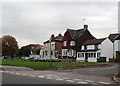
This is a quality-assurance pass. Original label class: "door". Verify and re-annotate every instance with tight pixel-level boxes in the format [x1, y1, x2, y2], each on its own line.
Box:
[85, 53, 88, 62]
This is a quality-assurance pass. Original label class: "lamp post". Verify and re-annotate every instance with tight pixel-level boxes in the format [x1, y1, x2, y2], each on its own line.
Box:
[49, 37, 52, 67]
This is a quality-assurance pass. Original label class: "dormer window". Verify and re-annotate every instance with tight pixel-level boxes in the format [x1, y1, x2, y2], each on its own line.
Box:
[63, 41, 67, 46]
[81, 46, 84, 50]
[70, 41, 75, 46]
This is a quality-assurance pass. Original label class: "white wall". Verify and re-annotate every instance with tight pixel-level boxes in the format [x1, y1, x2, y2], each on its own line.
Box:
[114, 40, 119, 58]
[88, 58, 97, 62]
[101, 38, 113, 62]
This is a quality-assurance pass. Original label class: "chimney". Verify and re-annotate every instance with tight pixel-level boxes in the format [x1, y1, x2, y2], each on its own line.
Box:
[84, 25, 88, 29]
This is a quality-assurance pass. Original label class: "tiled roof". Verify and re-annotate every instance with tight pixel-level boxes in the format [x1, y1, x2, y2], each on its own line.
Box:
[67, 29, 84, 39]
[115, 34, 120, 40]
[108, 33, 119, 42]
[43, 35, 63, 44]
[82, 38, 106, 45]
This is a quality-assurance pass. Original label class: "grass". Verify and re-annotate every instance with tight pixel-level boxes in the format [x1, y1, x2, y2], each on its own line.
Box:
[0, 59, 106, 70]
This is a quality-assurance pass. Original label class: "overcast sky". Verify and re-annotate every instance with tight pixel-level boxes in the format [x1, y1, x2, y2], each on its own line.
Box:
[1, 1, 118, 48]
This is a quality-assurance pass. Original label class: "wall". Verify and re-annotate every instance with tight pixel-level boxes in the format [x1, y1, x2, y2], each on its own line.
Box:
[101, 38, 113, 62]
[88, 58, 97, 62]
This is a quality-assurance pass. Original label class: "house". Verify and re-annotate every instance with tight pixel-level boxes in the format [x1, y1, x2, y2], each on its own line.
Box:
[108, 33, 119, 62]
[62, 25, 96, 61]
[114, 33, 120, 62]
[77, 38, 106, 62]
[76, 33, 119, 62]
[40, 34, 63, 60]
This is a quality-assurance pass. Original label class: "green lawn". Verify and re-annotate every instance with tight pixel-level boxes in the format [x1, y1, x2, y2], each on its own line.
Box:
[0, 59, 106, 70]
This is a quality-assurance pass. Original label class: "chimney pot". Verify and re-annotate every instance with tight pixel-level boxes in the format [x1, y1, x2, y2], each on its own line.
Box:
[84, 25, 88, 29]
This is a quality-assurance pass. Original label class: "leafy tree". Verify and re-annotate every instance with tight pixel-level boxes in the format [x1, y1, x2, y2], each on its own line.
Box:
[2, 35, 19, 59]
[19, 44, 42, 57]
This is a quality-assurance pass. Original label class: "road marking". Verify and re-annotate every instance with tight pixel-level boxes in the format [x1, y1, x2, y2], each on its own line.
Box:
[5, 71, 9, 73]
[85, 80, 95, 83]
[77, 81, 88, 84]
[73, 79, 82, 81]
[46, 75, 52, 77]
[65, 80, 75, 83]
[55, 78, 64, 81]
[63, 77, 70, 80]
[28, 75, 36, 77]
[46, 77, 54, 79]
[38, 76, 44, 78]
[98, 82, 111, 84]
[21, 73, 27, 76]
[90, 67, 115, 71]
[53, 76, 61, 78]
[9, 72, 14, 74]
[15, 73, 21, 75]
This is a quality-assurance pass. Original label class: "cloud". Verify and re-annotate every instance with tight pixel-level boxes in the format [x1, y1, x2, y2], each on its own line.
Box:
[2, 2, 118, 48]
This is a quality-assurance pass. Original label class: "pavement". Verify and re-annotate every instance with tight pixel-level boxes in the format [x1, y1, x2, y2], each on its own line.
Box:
[113, 73, 120, 84]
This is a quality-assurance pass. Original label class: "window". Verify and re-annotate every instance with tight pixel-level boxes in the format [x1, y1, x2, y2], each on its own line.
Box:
[77, 53, 84, 58]
[70, 41, 75, 46]
[97, 52, 101, 57]
[93, 53, 96, 58]
[63, 41, 67, 46]
[87, 45, 94, 50]
[87, 53, 96, 58]
[62, 49, 68, 56]
[81, 46, 84, 50]
[98, 44, 101, 49]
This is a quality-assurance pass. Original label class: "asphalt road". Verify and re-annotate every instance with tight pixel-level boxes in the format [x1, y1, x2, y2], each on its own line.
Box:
[2, 72, 71, 84]
[60, 63, 118, 77]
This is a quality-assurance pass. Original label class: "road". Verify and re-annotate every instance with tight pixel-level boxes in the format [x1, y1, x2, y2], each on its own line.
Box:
[59, 63, 118, 77]
[0, 63, 119, 86]
[2, 72, 70, 84]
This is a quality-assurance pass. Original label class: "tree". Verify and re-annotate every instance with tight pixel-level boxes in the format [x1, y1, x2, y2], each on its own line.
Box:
[19, 44, 42, 57]
[2, 35, 19, 59]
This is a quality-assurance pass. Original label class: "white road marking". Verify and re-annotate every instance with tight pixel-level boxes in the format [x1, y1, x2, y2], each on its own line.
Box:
[9, 72, 14, 74]
[73, 79, 82, 81]
[61, 73, 70, 74]
[55, 78, 64, 81]
[98, 82, 111, 84]
[0, 71, 3, 73]
[28, 75, 36, 77]
[38, 76, 44, 78]
[46, 77, 54, 79]
[65, 80, 75, 83]
[46, 75, 52, 76]
[21, 74, 27, 76]
[15, 73, 20, 75]
[5, 71, 9, 73]
[77, 81, 88, 84]
[90, 67, 115, 71]
[63, 77, 70, 80]
[85, 80, 95, 83]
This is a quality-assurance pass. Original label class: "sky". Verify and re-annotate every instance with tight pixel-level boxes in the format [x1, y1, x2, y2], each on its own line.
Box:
[1, 0, 119, 48]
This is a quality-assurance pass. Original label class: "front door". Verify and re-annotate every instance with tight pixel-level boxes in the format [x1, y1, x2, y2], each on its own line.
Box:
[85, 53, 88, 62]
